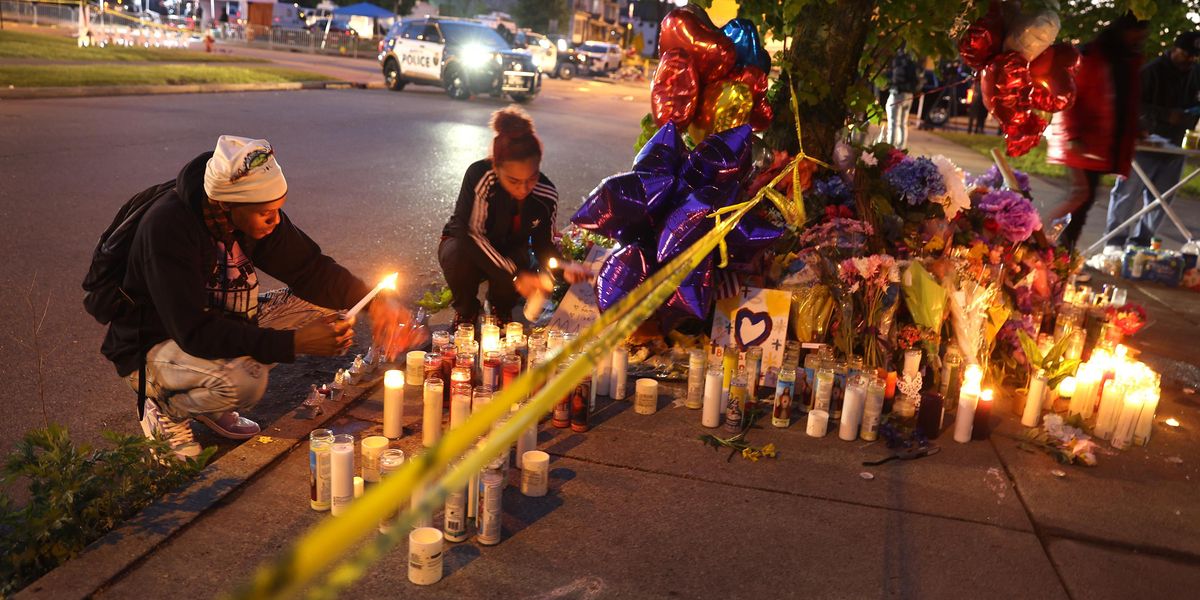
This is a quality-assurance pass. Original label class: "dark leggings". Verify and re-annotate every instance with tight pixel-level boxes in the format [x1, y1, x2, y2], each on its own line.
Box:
[438, 237, 520, 322]
[1061, 168, 1103, 252]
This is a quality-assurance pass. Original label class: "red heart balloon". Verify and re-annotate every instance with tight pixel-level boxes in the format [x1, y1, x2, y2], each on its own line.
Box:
[750, 98, 774, 131]
[728, 65, 768, 97]
[659, 7, 737, 83]
[651, 48, 700, 127]
[1004, 111, 1048, 157]
[958, 1, 1006, 70]
[1028, 42, 1080, 113]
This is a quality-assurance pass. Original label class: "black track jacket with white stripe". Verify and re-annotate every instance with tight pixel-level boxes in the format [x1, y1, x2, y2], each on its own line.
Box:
[442, 159, 564, 282]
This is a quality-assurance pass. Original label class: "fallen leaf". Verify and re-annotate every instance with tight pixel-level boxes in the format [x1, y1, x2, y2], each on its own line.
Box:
[256, 436, 275, 444]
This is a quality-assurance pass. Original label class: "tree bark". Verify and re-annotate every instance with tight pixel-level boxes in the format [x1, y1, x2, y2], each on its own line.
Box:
[770, 0, 877, 162]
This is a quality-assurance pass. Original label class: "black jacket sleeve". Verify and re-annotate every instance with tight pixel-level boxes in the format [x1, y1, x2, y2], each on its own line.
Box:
[452, 161, 519, 282]
[136, 209, 295, 364]
[526, 177, 564, 268]
[250, 211, 371, 311]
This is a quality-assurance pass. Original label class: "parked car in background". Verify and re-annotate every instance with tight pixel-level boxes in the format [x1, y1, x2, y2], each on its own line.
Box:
[309, 18, 357, 36]
[378, 17, 540, 102]
[512, 30, 556, 74]
[575, 40, 621, 74]
[548, 46, 586, 79]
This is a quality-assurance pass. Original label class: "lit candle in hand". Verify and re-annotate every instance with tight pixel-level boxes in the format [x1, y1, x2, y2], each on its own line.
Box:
[345, 272, 399, 320]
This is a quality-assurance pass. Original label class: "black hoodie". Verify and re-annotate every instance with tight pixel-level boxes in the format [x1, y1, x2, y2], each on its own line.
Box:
[101, 152, 371, 376]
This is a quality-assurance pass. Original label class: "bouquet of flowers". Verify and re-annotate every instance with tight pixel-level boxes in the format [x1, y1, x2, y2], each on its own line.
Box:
[1106, 302, 1148, 337]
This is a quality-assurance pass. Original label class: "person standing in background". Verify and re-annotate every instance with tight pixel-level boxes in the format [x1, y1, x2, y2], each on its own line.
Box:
[1104, 31, 1200, 248]
[1045, 14, 1148, 251]
[878, 47, 921, 148]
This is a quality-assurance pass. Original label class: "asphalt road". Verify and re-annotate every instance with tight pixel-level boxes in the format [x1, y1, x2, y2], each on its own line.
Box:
[0, 79, 649, 456]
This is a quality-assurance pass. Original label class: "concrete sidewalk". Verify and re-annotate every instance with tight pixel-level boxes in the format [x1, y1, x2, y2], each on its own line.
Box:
[15, 128, 1200, 600]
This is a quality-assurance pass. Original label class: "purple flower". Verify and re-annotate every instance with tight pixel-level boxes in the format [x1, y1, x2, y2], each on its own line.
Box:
[997, 316, 1037, 366]
[977, 190, 1042, 243]
[970, 166, 1031, 195]
[884, 157, 946, 206]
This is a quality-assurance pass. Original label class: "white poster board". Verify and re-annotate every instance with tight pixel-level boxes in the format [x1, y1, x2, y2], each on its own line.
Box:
[544, 245, 612, 334]
[709, 287, 792, 387]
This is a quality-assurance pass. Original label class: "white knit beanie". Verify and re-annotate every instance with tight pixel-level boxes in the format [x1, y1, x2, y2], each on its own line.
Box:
[203, 135, 288, 203]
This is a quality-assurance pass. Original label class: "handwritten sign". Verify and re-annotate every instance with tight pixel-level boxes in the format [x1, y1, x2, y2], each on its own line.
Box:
[544, 245, 612, 333]
[709, 287, 791, 387]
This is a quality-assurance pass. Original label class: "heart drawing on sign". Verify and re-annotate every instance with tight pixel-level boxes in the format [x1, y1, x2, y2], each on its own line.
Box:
[734, 307, 772, 349]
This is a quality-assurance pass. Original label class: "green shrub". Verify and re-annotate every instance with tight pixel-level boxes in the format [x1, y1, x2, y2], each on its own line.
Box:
[0, 425, 213, 595]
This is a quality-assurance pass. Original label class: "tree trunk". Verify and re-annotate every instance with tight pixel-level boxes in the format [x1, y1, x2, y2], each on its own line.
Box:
[770, 0, 876, 162]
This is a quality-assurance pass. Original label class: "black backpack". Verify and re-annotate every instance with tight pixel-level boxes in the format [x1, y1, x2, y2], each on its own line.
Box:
[82, 179, 177, 325]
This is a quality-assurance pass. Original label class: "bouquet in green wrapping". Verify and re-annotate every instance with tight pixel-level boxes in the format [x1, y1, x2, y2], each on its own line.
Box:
[901, 261, 946, 333]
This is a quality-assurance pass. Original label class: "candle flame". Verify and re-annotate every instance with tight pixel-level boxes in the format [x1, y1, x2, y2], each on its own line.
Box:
[981, 389, 994, 402]
[547, 257, 559, 269]
[381, 272, 399, 290]
[384, 369, 404, 388]
[1057, 376, 1077, 398]
[1115, 344, 1128, 359]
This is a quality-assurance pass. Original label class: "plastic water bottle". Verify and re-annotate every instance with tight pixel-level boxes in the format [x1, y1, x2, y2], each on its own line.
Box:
[1182, 240, 1199, 270]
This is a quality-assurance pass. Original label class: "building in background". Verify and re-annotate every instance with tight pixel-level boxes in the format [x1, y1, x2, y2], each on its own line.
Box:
[568, 0, 621, 45]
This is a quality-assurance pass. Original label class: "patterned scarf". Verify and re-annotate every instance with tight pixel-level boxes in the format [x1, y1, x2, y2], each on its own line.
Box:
[202, 200, 259, 323]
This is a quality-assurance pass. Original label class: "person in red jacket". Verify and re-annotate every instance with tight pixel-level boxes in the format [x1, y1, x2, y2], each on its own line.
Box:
[1046, 13, 1148, 251]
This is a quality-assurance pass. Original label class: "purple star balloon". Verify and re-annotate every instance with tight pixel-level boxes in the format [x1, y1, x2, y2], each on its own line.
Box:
[594, 244, 654, 312]
[674, 124, 753, 205]
[632, 121, 685, 177]
[572, 171, 675, 244]
[658, 254, 717, 329]
[656, 183, 738, 263]
[724, 210, 784, 270]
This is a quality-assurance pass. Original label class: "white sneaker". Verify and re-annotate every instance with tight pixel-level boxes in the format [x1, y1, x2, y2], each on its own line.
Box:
[140, 398, 202, 460]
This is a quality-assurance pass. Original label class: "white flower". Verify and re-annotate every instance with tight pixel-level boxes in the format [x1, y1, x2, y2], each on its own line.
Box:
[861, 152, 878, 167]
[932, 155, 970, 220]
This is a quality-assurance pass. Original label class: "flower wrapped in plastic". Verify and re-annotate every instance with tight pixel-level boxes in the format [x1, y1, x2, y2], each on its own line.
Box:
[789, 284, 835, 343]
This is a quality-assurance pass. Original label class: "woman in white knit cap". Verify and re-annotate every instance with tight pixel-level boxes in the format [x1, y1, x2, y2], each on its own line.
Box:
[97, 135, 419, 459]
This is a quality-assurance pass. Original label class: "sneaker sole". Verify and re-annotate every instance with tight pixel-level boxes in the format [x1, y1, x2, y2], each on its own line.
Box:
[194, 414, 259, 440]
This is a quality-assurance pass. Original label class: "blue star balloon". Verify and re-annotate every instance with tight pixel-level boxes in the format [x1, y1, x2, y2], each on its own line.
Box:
[572, 171, 675, 244]
[594, 244, 654, 312]
[723, 18, 771, 73]
[632, 121, 686, 177]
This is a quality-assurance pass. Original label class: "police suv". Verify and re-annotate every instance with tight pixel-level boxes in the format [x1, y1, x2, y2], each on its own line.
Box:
[379, 17, 541, 102]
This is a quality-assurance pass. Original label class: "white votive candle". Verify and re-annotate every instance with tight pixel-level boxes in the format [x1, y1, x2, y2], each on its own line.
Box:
[406, 350, 426, 386]
[1021, 371, 1047, 428]
[422, 378, 443, 447]
[521, 450, 549, 497]
[611, 347, 629, 400]
[702, 365, 723, 428]
[330, 434, 354, 516]
[360, 435, 390, 483]
[839, 381, 866, 441]
[383, 369, 404, 439]
[634, 378, 658, 415]
[407, 527, 444, 585]
[806, 410, 829, 438]
[903, 348, 922, 378]
[953, 386, 980, 444]
[353, 476, 364, 499]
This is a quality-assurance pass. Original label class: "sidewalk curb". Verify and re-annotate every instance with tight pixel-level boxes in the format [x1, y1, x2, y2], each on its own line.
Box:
[12, 373, 389, 600]
[0, 80, 381, 100]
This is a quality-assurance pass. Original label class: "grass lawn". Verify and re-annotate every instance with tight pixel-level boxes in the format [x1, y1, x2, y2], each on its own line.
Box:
[0, 29, 258, 62]
[936, 130, 1200, 198]
[0, 64, 335, 87]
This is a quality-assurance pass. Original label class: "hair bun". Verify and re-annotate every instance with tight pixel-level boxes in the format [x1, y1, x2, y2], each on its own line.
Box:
[490, 106, 535, 139]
